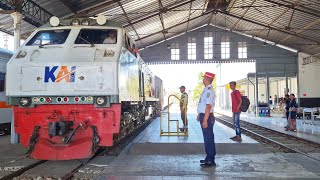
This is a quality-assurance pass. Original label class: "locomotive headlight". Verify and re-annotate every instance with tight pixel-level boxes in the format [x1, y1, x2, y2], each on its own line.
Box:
[81, 19, 90, 26]
[16, 50, 27, 59]
[71, 19, 80, 26]
[96, 97, 106, 106]
[19, 97, 31, 107]
[49, 16, 60, 27]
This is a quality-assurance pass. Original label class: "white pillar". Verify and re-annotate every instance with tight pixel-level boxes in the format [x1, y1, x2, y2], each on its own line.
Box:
[10, 12, 23, 51]
[10, 12, 22, 144]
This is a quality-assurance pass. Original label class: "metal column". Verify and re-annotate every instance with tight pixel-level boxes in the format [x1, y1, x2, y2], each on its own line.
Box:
[285, 73, 289, 95]
[10, 12, 22, 144]
[255, 63, 259, 116]
[10, 12, 23, 51]
[266, 73, 270, 104]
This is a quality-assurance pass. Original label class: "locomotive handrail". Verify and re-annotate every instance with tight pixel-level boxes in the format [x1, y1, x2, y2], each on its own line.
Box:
[160, 94, 188, 137]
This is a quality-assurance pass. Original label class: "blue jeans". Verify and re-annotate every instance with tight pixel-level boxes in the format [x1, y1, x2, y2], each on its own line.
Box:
[233, 112, 241, 137]
[199, 113, 216, 162]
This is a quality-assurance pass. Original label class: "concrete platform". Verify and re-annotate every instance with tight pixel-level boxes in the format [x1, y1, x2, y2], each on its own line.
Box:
[129, 107, 270, 155]
[216, 109, 320, 144]
[95, 153, 320, 179]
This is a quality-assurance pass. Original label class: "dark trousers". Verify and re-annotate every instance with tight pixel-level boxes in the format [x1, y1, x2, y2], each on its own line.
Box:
[199, 113, 216, 162]
[180, 110, 188, 126]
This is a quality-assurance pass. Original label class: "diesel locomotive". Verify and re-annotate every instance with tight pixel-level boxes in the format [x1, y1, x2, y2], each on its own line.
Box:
[6, 16, 163, 160]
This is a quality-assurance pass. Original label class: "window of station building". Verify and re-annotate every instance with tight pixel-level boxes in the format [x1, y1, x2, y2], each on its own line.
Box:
[188, 37, 196, 60]
[170, 43, 180, 60]
[75, 29, 117, 44]
[238, 42, 247, 59]
[221, 36, 230, 59]
[204, 32, 213, 59]
[26, 29, 71, 46]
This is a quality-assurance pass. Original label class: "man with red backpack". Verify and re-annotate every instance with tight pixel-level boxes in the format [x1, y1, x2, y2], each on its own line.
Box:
[229, 81, 242, 142]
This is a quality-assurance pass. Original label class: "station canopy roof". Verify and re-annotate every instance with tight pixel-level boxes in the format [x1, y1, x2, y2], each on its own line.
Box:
[0, 0, 319, 55]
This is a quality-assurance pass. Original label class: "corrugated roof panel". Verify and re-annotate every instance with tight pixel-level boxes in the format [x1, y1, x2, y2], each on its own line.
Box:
[134, 15, 163, 38]
[32, 0, 72, 17]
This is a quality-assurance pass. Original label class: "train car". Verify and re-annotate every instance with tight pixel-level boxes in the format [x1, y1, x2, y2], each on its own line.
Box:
[0, 48, 13, 135]
[298, 52, 320, 107]
[6, 16, 163, 160]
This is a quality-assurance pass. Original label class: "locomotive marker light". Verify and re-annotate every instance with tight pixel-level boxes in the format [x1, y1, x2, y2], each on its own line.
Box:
[49, 16, 60, 27]
[96, 15, 107, 25]
[19, 98, 31, 107]
[32, 97, 39, 103]
[96, 96, 107, 106]
[56, 97, 62, 102]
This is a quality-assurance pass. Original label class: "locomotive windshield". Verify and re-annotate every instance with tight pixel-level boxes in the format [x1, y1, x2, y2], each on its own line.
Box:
[75, 29, 117, 44]
[26, 29, 71, 46]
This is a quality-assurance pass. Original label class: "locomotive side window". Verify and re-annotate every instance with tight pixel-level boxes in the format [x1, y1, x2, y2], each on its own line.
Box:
[75, 29, 117, 44]
[26, 29, 71, 46]
[0, 73, 5, 92]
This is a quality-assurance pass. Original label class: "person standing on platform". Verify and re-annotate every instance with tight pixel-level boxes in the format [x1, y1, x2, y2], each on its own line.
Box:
[197, 72, 216, 167]
[284, 94, 290, 129]
[286, 94, 298, 131]
[229, 81, 242, 142]
[179, 86, 188, 132]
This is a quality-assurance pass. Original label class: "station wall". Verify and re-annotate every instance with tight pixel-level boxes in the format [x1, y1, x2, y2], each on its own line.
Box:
[140, 25, 297, 76]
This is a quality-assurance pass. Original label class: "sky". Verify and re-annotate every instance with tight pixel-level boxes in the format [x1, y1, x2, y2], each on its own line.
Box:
[149, 62, 256, 92]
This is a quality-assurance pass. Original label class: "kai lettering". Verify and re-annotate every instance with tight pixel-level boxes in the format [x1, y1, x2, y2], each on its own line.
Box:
[44, 66, 76, 83]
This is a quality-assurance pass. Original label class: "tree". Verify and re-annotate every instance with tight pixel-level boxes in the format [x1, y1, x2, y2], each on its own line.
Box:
[192, 72, 217, 103]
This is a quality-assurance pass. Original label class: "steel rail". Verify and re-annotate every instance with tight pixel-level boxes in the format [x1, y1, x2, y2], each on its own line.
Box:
[215, 113, 320, 163]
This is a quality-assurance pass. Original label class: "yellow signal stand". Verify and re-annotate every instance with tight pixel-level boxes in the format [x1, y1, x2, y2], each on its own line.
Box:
[160, 94, 188, 137]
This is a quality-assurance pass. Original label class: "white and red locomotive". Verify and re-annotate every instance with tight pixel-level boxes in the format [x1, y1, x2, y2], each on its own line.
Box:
[6, 16, 163, 160]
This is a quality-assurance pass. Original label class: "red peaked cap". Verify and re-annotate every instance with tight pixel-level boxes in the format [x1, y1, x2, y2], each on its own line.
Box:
[203, 72, 215, 79]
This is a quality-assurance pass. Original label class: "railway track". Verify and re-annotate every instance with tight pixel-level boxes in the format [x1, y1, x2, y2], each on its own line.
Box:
[215, 113, 320, 162]
[0, 115, 156, 180]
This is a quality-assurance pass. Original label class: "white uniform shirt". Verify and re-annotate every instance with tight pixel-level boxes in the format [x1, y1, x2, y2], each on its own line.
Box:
[103, 37, 116, 44]
[197, 84, 215, 114]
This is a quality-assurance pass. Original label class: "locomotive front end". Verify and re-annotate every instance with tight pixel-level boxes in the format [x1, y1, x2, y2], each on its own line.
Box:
[6, 17, 123, 160]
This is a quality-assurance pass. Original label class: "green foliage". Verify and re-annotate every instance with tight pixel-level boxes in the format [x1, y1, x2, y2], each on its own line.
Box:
[192, 72, 217, 103]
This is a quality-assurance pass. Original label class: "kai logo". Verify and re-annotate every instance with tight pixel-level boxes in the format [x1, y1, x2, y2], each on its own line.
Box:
[44, 66, 76, 83]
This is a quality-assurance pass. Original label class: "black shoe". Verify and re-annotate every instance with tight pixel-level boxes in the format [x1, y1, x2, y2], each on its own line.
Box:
[200, 159, 205, 163]
[200, 161, 216, 167]
[179, 128, 184, 132]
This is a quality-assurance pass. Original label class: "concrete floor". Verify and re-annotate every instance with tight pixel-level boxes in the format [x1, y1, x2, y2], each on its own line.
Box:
[76, 110, 320, 179]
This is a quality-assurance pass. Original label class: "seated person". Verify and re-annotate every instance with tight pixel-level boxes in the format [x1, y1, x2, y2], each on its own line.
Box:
[103, 30, 117, 44]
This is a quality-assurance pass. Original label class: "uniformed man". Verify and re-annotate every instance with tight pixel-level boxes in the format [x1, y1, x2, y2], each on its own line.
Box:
[197, 72, 216, 167]
[179, 86, 188, 132]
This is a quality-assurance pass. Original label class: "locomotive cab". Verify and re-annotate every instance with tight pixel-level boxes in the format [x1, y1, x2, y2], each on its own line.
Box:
[6, 16, 162, 160]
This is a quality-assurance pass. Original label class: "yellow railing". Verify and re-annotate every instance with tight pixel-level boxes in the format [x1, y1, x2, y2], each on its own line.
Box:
[160, 94, 188, 136]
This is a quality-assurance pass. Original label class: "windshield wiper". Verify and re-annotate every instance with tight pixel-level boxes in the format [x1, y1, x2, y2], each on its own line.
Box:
[77, 36, 95, 47]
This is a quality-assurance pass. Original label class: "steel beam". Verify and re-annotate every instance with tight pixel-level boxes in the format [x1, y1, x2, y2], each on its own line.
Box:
[117, 1, 141, 42]
[123, 0, 196, 28]
[217, 10, 320, 46]
[262, 0, 320, 18]
[254, 0, 301, 37]
[136, 8, 213, 41]
[0, 0, 53, 27]
[185, 1, 193, 32]
[230, 0, 257, 31]
[279, 19, 320, 43]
